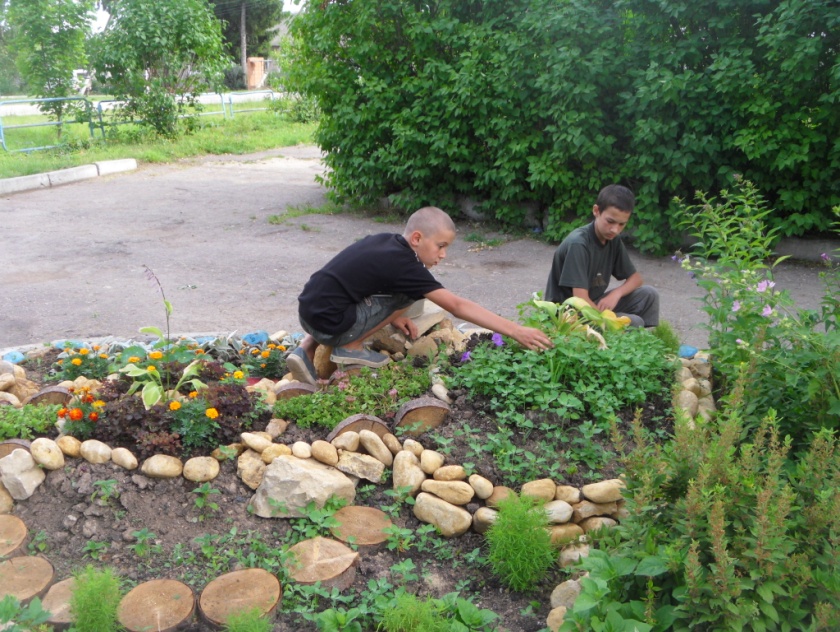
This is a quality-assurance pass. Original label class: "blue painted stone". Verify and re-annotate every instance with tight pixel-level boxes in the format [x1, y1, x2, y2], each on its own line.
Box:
[678, 344, 699, 359]
[193, 336, 216, 345]
[53, 340, 84, 350]
[2, 350, 24, 364]
[242, 330, 269, 345]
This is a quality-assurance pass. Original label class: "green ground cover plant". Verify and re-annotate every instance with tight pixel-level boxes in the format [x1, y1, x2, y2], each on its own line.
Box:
[0, 111, 315, 177]
[0, 403, 59, 440]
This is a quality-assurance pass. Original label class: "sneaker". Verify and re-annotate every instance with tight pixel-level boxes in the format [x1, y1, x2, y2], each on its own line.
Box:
[329, 346, 391, 368]
[286, 347, 318, 385]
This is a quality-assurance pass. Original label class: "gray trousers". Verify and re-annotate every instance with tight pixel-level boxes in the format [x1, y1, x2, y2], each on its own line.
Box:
[604, 286, 660, 328]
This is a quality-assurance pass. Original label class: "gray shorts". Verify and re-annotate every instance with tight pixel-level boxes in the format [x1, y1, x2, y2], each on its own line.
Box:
[300, 293, 415, 347]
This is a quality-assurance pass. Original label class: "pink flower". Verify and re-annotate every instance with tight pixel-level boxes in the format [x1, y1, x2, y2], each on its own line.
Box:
[762, 305, 773, 317]
[756, 280, 775, 293]
[732, 301, 741, 312]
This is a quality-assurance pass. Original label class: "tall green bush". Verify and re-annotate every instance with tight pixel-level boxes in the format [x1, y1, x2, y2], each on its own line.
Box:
[288, 0, 840, 253]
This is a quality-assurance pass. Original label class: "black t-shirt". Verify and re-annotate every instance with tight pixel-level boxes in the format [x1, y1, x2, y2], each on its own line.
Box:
[298, 233, 444, 335]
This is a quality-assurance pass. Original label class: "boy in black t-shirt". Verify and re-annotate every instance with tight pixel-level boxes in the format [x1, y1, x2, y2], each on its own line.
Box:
[288, 206, 552, 385]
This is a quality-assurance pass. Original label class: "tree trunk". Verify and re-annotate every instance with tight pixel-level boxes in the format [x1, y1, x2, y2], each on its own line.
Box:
[240, 1, 247, 76]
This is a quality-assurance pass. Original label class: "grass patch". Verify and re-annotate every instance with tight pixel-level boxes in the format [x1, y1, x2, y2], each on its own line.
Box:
[0, 110, 315, 178]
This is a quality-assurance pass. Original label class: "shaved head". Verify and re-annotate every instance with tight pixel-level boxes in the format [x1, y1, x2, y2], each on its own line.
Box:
[403, 206, 456, 238]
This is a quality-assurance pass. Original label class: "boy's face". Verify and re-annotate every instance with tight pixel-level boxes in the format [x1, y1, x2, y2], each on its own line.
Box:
[409, 228, 456, 268]
[592, 205, 631, 245]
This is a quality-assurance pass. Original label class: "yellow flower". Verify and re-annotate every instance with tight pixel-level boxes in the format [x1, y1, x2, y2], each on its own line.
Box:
[239, 349, 246, 355]
[277, 345, 286, 352]
[169, 401, 182, 411]
[147, 365, 157, 372]
[93, 345, 100, 351]
[250, 348, 260, 355]
[71, 358, 82, 366]
[195, 349, 205, 355]
[149, 351, 163, 360]
[93, 400, 106, 408]
[99, 353, 108, 359]
[189, 391, 199, 398]
[268, 343, 276, 349]
[233, 371, 244, 379]
[260, 363, 266, 368]
[205, 408, 219, 420]
[128, 356, 141, 363]
[261, 350, 271, 358]
[78, 348, 90, 355]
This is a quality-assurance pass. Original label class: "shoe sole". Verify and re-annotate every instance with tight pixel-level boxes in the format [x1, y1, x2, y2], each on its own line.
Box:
[286, 350, 318, 385]
[329, 353, 390, 368]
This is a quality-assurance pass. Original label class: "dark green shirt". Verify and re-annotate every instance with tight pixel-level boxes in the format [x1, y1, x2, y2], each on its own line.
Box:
[544, 222, 636, 303]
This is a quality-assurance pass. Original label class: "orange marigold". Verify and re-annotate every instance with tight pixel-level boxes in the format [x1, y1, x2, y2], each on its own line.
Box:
[93, 345, 100, 351]
[57, 408, 68, 418]
[205, 408, 219, 420]
[89, 412, 99, 422]
[169, 401, 182, 411]
[233, 371, 244, 380]
[189, 391, 199, 398]
[277, 345, 286, 352]
[99, 353, 108, 359]
[194, 349, 205, 355]
[71, 358, 83, 366]
[93, 400, 105, 408]
[149, 351, 163, 360]
[78, 348, 90, 355]
[128, 356, 141, 363]
[261, 350, 271, 358]
[69, 408, 84, 421]
[147, 365, 157, 372]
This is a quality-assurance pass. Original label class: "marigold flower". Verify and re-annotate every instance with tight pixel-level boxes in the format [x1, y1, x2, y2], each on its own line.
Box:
[149, 351, 163, 360]
[239, 349, 246, 355]
[89, 412, 99, 422]
[268, 343, 276, 349]
[99, 353, 108, 359]
[205, 407, 219, 419]
[260, 363, 266, 368]
[58, 408, 68, 418]
[189, 391, 199, 398]
[169, 401, 182, 411]
[57, 359, 63, 364]
[79, 348, 90, 355]
[128, 356, 141, 364]
[93, 400, 105, 408]
[147, 365, 157, 372]
[195, 349, 205, 355]
[261, 350, 271, 358]
[83, 394, 94, 403]
[71, 358, 83, 366]
[251, 348, 260, 355]
[69, 408, 84, 421]
[93, 345, 100, 351]
[233, 371, 244, 379]
[277, 345, 286, 352]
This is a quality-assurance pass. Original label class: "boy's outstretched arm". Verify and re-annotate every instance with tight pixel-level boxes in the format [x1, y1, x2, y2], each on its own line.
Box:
[425, 288, 553, 350]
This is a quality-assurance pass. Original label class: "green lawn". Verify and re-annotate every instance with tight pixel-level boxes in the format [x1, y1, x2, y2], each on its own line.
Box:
[0, 109, 316, 178]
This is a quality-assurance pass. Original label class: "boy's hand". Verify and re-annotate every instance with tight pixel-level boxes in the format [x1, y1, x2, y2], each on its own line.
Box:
[512, 326, 553, 351]
[393, 316, 418, 340]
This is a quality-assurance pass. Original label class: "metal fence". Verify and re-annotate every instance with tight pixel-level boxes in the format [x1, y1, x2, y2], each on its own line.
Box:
[0, 91, 279, 153]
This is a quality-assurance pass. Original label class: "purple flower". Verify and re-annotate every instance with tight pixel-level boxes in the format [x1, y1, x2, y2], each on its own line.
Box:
[821, 252, 831, 262]
[688, 271, 696, 280]
[736, 338, 745, 345]
[491, 333, 505, 347]
[762, 305, 773, 317]
[460, 351, 471, 363]
[756, 280, 776, 293]
[732, 301, 741, 312]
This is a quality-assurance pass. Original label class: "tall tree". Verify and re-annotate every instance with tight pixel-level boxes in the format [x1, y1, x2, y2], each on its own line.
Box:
[8, 0, 94, 126]
[94, 0, 226, 137]
[211, 0, 283, 72]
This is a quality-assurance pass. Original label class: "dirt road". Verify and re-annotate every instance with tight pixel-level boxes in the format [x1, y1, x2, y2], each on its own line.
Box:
[0, 146, 829, 354]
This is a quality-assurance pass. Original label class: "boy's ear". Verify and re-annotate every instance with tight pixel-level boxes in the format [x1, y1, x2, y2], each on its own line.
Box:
[592, 204, 601, 217]
[406, 230, 423, 246]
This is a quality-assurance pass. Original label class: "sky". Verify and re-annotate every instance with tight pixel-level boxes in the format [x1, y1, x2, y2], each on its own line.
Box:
[92, 0, 301, 33]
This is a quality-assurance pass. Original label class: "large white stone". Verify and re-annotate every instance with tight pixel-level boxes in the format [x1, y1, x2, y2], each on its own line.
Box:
[336, 451, 385, 483]
[392, 450, 425, 496]
[581, 479, 625, 504]
[413, 492, 472, 537]
[80, 439, 111, 464]
[0, 449, 46, 500]
[359, 429, 393, 467]
[111, 447, 138, 470]
[141, 455, 183, 479]
[183, 456, 220, 482]
[30, 438, 64, 470]
[250, 455, 356, 518]
[544, 500, 574, 524]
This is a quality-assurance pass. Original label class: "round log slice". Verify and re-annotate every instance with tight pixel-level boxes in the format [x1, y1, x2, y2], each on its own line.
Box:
[0, 555, 54, 603]
[0, 438, 31, 459]
[325, 414, 390, 443]
[199, 568, 280, 629]
[394, 397, 451, 437]
[24, 386, 73, 407]
[285, 536, 359, 591]
[41, 577, 76, 631]
[329, 506, 392, 548]
[0, 514, 28, 557]
[118, 579, 195, 632]
[275, 382, 318, 400]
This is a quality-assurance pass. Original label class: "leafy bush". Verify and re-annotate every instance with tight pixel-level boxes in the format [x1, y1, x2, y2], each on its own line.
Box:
[287, 0, 840, 252]
[676, 179, 839, 446]
[0, 596, 51, 632]
[223, 607, 272, 632]
[70, 565, 123, 632]
[0, 404, 60, 441]
[561, 389, 840, 631]
[486, 494, 556, 592]
[377, 590, 498, 632]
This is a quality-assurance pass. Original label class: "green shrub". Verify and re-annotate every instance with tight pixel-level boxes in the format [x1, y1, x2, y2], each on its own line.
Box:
[223, 607, 272, 632]
[70, 565, 123, 632]
[0, 596, 51, 632]
[376, 591, 498, 632]
[486, 494, 556, 592]
[650, 321, 681, 356]
[0, 404, 59, 441]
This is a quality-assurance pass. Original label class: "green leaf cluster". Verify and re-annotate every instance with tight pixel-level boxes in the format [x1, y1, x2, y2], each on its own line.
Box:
[70, 565, 123, 632]
[0, 404, 60, 441]
[377, 590, 499, 632]
[287, 0, 840, 253]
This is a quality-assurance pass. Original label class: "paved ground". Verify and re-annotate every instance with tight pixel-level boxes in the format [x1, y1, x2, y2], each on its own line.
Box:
[0, 146, 831, 355]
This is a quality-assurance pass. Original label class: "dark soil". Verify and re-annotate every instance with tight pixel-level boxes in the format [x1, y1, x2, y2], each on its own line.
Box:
[9, 346, 670, 631]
